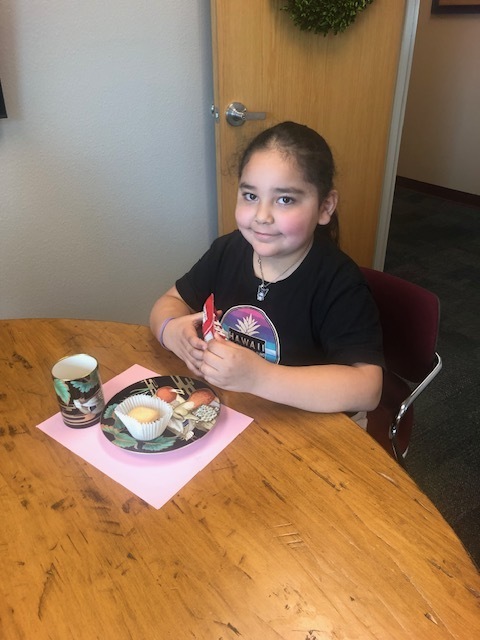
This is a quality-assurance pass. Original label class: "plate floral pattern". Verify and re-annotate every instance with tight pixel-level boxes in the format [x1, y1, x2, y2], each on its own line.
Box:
[100, 375, 220, 454]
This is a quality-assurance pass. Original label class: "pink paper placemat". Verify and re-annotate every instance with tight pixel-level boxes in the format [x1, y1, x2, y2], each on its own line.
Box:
[37, 364, 253, 509]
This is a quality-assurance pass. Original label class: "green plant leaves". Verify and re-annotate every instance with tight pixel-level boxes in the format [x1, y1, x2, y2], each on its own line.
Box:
[282, 0, 374, 36]
[54, 378, 70, 404]
[101, 423, 178, 452]
[141, 436, 178, 452]
[103, 403, 118, 420]
[71, 378, 96, 393]
[102, 425, 138, 449]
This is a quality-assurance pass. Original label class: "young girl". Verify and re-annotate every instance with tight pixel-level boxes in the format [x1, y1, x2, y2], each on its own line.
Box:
[150, 122, 383, 413]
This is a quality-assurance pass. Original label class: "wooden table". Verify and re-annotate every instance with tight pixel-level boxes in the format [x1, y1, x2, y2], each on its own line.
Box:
[1, 318, 479, 639]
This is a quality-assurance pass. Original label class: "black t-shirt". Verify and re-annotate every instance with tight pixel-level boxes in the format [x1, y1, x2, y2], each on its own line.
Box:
[176, 227, 384, 367]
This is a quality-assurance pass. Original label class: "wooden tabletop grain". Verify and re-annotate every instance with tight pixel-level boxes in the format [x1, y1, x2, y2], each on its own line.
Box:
[1, 318, 479, 639]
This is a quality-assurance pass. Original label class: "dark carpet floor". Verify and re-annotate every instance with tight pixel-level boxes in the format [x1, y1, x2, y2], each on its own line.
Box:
[384, 185, 480, 569]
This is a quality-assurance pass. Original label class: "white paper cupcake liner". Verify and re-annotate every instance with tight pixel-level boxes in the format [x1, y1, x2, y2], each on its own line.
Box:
[114, 394, 173, 441]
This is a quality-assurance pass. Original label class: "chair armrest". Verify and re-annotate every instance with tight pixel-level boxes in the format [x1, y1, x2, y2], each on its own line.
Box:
[390, 352, 442, 460]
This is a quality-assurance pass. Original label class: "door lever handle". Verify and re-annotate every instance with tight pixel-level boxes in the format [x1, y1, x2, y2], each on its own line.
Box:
[226, 102, 266, 127]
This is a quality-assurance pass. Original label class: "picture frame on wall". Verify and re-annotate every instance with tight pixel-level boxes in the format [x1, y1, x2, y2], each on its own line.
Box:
[432, 0, 480, 13]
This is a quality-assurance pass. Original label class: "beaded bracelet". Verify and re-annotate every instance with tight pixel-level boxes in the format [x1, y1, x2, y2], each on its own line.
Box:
[158, 317, 174, 350]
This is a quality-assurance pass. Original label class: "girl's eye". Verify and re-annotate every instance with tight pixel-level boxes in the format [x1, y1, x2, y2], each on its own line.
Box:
[278, 196, 294, 205]
[243, 192, 257, 202]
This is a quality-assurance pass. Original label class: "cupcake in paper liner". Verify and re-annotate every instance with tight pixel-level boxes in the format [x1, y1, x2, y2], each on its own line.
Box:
[114, 394, 173, 441]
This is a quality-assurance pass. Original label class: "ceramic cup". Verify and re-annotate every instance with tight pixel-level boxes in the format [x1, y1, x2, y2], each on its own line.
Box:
[52, 354, 105, 428]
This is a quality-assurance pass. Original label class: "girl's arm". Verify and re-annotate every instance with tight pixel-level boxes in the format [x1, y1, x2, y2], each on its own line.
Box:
[150, 286, 206, 376]
[255, 360, 382, 413]
[201, 338, 382, 413]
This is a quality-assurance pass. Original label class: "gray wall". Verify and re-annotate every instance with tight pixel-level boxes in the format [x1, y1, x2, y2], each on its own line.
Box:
[0, 1, 217, 324]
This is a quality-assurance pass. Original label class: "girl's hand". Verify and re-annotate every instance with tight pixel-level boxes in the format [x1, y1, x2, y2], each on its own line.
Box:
[200, 337, 266, 392]
[162, 312, 206, 377]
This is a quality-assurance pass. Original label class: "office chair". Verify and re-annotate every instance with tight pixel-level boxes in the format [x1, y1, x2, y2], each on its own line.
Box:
[360, 267, 442, 465]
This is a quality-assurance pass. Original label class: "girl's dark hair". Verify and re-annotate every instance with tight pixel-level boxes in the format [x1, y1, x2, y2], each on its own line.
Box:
[238, 121, 339, 244]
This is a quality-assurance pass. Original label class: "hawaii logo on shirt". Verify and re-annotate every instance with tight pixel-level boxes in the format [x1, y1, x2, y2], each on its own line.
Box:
[220, 306, 280, 364]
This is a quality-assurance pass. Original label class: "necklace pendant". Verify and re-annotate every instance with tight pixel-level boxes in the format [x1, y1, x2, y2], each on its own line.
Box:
[257, 283, 269, 301]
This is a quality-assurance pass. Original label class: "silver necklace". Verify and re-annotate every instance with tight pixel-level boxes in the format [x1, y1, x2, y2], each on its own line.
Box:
[256, 244, 311, 301]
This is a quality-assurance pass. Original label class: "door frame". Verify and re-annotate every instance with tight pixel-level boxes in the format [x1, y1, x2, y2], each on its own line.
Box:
[374, 0, 420, 269]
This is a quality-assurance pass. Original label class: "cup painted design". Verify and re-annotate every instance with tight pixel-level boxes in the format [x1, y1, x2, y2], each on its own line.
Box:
[52, 354, 105, 428]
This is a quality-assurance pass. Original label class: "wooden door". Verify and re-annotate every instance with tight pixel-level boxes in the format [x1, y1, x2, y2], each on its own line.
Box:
[211, 0, 407, 266]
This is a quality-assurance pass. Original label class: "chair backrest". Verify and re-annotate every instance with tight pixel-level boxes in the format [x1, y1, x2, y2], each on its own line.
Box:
[360, 267, 440, 382]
